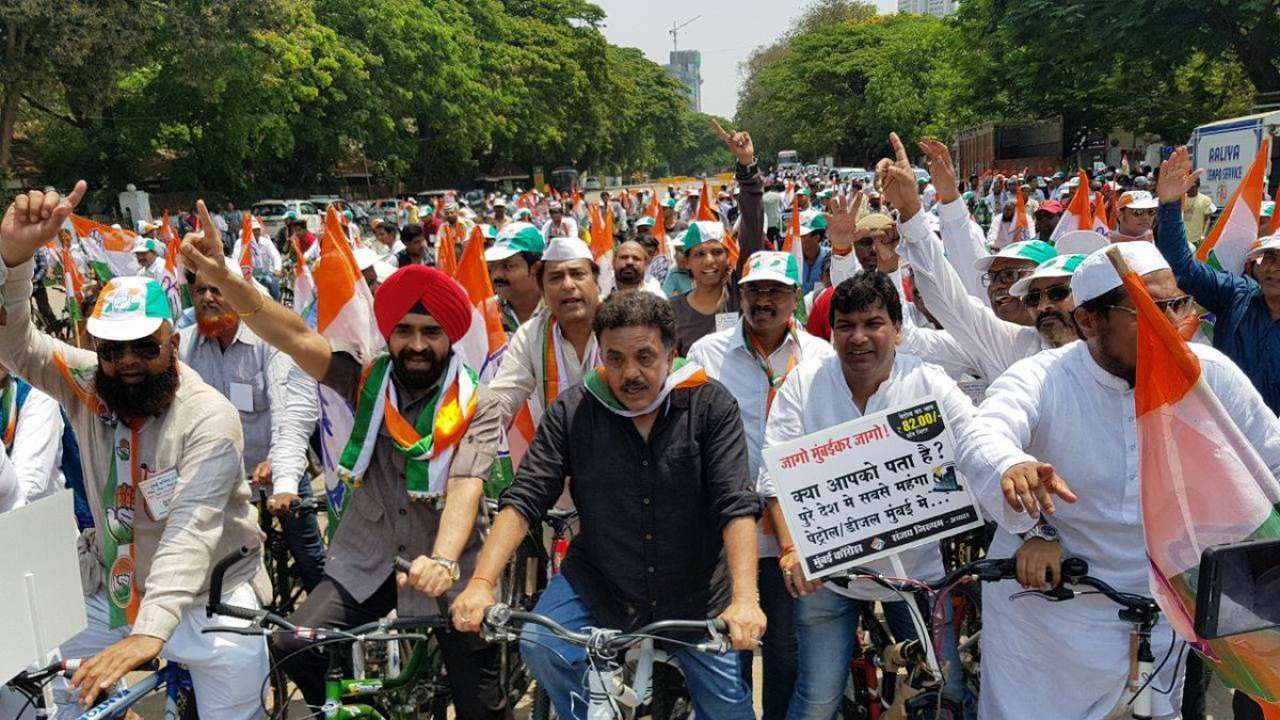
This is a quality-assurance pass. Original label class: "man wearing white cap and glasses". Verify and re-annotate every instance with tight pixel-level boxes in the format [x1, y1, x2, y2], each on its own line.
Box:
[687, 250, 834, 720]
[1112, 189, 1159, 242]
[881, 134, 1086, 386]
[484, 221, 546, 333]
[0, 184, 268, 719]
[955, 241, 1280, 720]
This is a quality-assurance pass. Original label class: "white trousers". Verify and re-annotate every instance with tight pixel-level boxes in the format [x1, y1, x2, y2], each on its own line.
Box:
[54, 583, 269, 719]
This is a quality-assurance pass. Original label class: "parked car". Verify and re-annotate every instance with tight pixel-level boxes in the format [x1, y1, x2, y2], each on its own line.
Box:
[367, 198, 401, 225]
[252, 199, 322, 239]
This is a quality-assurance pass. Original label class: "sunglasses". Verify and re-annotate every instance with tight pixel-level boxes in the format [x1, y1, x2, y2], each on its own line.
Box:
[97, 338, 163, 363]
[1106, 295, 1194, 318]
[1123, 208, 1155, 217]
[981, 268, 1035, 287]
[1022, 284, 1071, 308]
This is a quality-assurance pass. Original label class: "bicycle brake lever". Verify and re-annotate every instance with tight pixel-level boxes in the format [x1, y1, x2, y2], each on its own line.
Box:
[1010, 585, 1075, 602]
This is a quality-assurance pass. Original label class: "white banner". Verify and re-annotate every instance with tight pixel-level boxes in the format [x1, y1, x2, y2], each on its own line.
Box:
[763, 397, 983, 580]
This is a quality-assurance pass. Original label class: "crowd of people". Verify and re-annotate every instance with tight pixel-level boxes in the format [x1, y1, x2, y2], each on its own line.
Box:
[0, 117, 1277, 720]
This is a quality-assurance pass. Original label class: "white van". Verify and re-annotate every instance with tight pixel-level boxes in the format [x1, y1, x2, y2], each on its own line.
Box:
[1188, 111, 1280, 206]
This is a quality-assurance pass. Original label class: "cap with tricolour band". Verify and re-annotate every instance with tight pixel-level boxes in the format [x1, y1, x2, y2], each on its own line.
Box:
[681, 221, 727, 252]
[87, 276, 173, 341]
[973, 240, 1057, 272]
[484, 222, 545, 262]
[635, 216, 655, 228]
[739, 251, 800, 287]
[1010, 254, 1087, 297]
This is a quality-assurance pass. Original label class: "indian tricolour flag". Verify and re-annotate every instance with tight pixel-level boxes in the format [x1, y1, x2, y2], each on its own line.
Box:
[68, 215, 140, 281]
[158, 211, 190, 317]
[1051, 170, 1108, 242]
[290, 235, 317, 328]
[1118, 250, 1280, 708]
[312, 206, 381, 531]
[1198, 137, 1270, 274]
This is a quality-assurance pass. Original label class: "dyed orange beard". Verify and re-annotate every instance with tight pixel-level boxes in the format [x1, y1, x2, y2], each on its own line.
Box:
[196, 311, 240, 339]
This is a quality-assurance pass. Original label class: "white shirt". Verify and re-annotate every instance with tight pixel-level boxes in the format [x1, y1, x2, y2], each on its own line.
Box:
[485, 306, 598, 427]
[179, 323, 319, 495]
[899, 209, 1049, 383]
[540, 218, 579, 241]
[232, 235, 283, 275]
[955, 341, 1280, 719]
[138, 257, 167, 284]
[0, 442, 19, 513]
[688, 321, 835, 557]
[5, 379, 64, 508]
[761, 352, 976, 600]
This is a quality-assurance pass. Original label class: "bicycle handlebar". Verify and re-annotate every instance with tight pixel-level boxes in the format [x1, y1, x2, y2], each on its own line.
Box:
[830, 556, 1091, 596]
[482, 603, 730, 654]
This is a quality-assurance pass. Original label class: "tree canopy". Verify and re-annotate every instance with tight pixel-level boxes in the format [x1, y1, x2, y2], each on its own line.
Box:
[1, 0, 729, 199]
[736, 0, 1269, 167]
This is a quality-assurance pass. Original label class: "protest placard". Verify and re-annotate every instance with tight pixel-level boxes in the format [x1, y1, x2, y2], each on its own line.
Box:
[763, 397, 983, 581]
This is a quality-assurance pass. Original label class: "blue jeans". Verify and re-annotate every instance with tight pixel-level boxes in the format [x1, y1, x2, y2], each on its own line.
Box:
[785, 586, 966, 720]
[520, 574, 755, 720]
[281, 477, 326, 591]
[743, 559, 797, 720]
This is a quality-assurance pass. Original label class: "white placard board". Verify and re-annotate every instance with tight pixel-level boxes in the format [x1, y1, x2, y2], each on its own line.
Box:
[763, 397, 983, 581]
[0, 491, 86, 680]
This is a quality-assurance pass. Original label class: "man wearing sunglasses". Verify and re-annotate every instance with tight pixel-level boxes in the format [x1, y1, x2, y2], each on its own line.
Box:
[880, 136, 1072, 387]
[956, 240, 1277, 720]
[1113, 189, 1158, 242]
[1007, 253, 1089, 349]
[0, 183, 269, 719]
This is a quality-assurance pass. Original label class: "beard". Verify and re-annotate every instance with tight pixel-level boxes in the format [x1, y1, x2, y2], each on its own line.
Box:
[196, 311, 239, 339]
[94, 357, 180, 420]
[1035, 309, 1077, 347]
[392, 346, 446, 390]
[616, 266, 642, 286]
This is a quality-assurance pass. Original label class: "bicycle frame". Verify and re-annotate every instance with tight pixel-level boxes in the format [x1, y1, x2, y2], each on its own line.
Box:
[77, 663, 193, 720]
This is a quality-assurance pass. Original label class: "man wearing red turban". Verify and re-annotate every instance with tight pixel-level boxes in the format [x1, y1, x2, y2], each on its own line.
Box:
[179, 220, 507, 719]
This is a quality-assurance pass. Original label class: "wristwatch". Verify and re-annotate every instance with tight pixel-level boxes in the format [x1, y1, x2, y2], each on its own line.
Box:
[432, 556, 461, 582]
[1019, 520, 1059, 543]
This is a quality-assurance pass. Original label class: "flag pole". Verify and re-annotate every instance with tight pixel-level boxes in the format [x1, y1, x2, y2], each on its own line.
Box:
[1104, 245, 1131, 276]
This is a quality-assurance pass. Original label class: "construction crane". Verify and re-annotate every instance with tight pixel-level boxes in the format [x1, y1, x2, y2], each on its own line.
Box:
[669, 15, 700, 54]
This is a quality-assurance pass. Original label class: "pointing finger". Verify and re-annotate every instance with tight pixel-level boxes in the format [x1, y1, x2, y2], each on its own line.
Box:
[710, 118, 731, 142]
[196, 199, 219, 247]
[890, 132, 910, 167]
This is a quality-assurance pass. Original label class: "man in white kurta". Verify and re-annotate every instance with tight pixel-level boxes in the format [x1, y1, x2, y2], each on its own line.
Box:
[760, 271, 977, 719]
[955, 242, 1280, 719]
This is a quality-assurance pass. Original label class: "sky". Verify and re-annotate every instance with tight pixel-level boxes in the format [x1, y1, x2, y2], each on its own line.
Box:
[592, 0, 899, 119]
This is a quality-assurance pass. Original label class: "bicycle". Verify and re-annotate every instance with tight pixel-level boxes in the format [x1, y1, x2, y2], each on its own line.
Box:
[1011, 566, 1169, 720]
[253, 488, 327, 618]
[483, 499, 578, 717]
[6, 657, 197, 720]
[481, 603, 732, 720]
[831, 556, 1093, 720]
[205, 547, 455, 720]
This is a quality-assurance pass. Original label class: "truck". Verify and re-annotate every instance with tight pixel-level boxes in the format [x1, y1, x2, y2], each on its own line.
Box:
[953, 117, 1064, 181]
[777, 150, 801, 173]
[1188, 111, 1280, 206]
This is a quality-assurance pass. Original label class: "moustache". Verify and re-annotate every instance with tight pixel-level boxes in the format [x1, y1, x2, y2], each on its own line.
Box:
[1035, 309, 1069, 328]
[621, 380, 649, 394]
